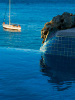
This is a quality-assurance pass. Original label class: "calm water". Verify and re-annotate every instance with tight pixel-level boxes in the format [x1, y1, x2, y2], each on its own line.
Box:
[0, 1, 75, 100]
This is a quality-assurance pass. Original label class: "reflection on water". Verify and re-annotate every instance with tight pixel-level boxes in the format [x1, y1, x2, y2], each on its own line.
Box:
[3, 28, 21, 32]
[40, 54, 75, 91]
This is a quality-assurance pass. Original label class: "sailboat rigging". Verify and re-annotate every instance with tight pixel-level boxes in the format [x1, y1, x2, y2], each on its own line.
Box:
[3, 0, 21, 30]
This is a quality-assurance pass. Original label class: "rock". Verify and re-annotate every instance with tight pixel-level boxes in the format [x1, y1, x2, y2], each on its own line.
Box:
[62, 12, 70, 18]
[41, 12, 75, 44]
[70, 13, 73, 16]
[52, 15, 61, 23]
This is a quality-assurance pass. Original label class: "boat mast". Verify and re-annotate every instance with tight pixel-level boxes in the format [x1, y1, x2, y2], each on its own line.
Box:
[9, 0, 10, 25]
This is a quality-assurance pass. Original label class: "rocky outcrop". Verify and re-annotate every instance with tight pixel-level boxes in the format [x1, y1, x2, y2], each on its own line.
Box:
[41, 12, 75, 43]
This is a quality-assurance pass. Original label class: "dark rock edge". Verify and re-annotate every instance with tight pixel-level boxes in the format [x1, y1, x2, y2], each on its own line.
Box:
[41, 12, 75, 43]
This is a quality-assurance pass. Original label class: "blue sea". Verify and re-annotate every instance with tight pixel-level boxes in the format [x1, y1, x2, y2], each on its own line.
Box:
[0, 1, 75, 100]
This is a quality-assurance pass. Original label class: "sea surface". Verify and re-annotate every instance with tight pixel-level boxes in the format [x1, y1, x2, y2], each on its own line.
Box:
[0, 1, 75, 100]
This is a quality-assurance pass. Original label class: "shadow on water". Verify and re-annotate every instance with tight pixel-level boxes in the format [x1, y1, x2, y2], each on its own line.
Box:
[40, 54, 75, 91]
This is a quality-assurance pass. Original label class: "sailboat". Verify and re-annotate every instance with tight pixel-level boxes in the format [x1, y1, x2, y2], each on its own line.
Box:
[3, 0, 21, 30]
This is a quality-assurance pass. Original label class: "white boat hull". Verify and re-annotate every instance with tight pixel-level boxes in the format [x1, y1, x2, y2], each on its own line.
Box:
[3, 24, 21, 30]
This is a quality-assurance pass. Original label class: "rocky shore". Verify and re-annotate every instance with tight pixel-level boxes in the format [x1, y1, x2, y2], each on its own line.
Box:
[41, 12, 75, 43]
